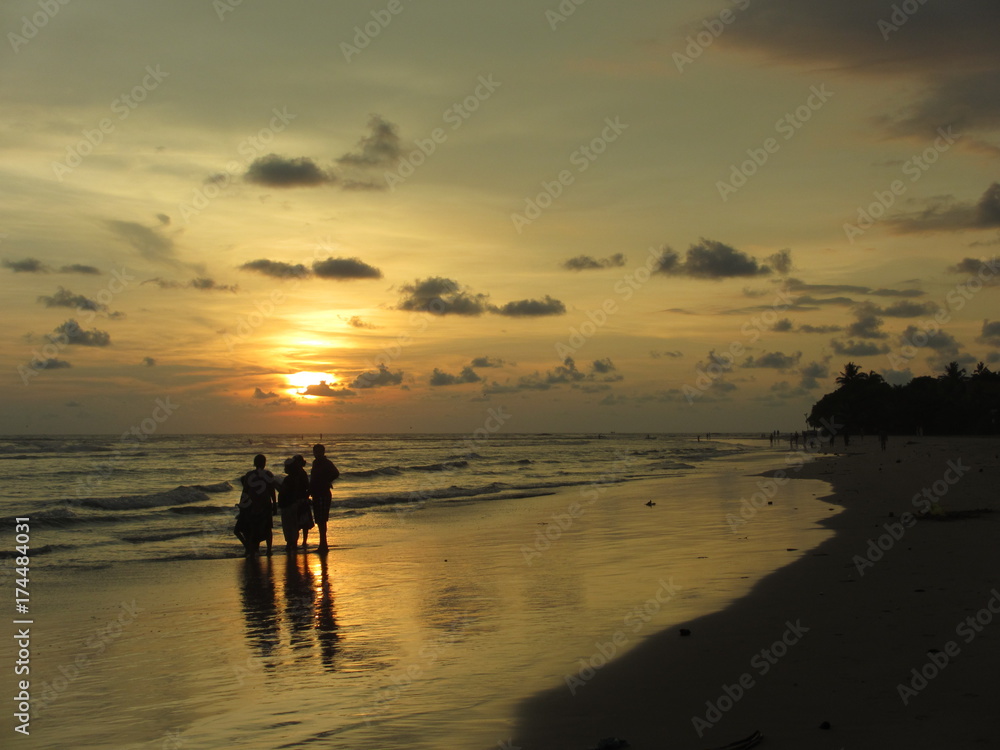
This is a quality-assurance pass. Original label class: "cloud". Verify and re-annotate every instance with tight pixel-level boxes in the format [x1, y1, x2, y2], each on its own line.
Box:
[881, 300, 938, 317]
[106, 220, 176, 265]
[37, 287, 104, 312]
[485, 357, 621, 393]
[979, 319, 1000, 346]
[470, 356, 505, 368]
[337, 115, 402, 168]
[650, 350, 683, 358]
[887, 183, 1000, 234]
[49, 319, 111, 347]
[142, 357, 156, 367]
[299, 381, 355, 398]
[59, 264, 101, 275]
[240, 259, 311, 279]
[846, 303, 887, 339]
[799, 360, 830, 390]
[253, 387, 278, 399]
[3, 257, 50, 273]
[772, 318, 794, 332]
[783, 278, 924, 298]
[312, 257, 382, 280]
[798, 323, 844, 334]
[397, 277, 490, 316]
[830, 339, 890, 357]
[948, 256, 1000, 281]
[345, 315, 378, 329]
[143, 277, 237, 291]
[245, 154, 332, 187]
[430, 366, 481, 386]
[351, 364, 404, 389]
[562, 253, 627, 270]
[655, 239, 782, 279]
[742, 351, 802, 370]
[34, 358, 72, 370]
[491, 295, 566, 317]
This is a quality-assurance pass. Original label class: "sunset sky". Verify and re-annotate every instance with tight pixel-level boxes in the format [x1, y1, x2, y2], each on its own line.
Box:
[3, 0, 998, 434]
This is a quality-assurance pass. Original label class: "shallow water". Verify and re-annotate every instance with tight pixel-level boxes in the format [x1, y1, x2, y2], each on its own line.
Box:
[12, 451, 835, 749]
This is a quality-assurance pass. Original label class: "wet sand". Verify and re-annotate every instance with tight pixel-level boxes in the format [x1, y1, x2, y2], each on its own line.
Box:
[513, 436, 1000, 749]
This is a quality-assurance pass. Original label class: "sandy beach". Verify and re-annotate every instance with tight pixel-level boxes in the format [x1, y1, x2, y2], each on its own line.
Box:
[514, 435, 1000, 749]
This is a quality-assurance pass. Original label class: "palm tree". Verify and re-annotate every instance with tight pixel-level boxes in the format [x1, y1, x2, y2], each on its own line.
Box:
[836, 362, 865, 386]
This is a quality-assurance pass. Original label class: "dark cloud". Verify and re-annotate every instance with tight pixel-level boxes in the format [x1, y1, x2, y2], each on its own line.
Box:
[34, 358, 71, 370]
[60, 264, 101, 275]
[397, 277, 490, 316]
[794, 295, 856, 307]
[253, 387, 278, 400]
[799, 360, 830, 390]
[881, 300, 938, 317]
[723, 0, 1000, 143]
[245, 155, 332, 187]
[562, 253, 627, 271]
[240, 259, 311, 279]
[299, 381, 356, 398]
[37, 287, 103, 312]
[49, 319, 111, 347]
[471, 356, 505, 368]
[106, 220, 175, 264]
[830, 339, 890, 357]
[979, 319, 1000, 346]
[900, 326, 962, 354]
[337, 115, 402, 168]
[429, 366, 481, 386]
[846, 303, 887, 339]
[142, 357, 156, 367]
[798, 323, 844, 334]
[312, 257, 382, 280]
[783, 278, 925, 298]
[655, 239, 780, 279]
[346, 316, 378, 329]
[888, 183, 1000, 234]
[767, 249, 793, 275]
[351, 364, 404, 389]
[948, 256, 1000, 280]
[143, 277, 236, 291]
[650, 350, 683, 358]
[742, 351, 801, 370]
[772, 318, 794, 332]
[491, 295, 566, 318]
[3, 257, 50, 273]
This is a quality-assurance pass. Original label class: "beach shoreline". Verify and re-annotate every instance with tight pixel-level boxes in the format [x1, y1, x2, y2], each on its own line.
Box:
[512, 435, 1000, 749]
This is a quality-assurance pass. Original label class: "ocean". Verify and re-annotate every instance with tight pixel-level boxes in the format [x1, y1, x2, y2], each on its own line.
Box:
[1, 433, 836, 749]
[1, 432, 759, 571]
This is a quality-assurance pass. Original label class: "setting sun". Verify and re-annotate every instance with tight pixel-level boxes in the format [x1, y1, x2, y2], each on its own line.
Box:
[286, 371, 338, 398]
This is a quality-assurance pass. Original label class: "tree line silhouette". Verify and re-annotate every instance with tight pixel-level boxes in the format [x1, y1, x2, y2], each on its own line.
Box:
[807, 361, 1000, 435]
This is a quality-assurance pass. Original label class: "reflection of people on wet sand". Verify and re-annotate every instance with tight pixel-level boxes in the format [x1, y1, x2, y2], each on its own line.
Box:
[310, 444, 340, 552]
[235, 454, 277, 558]
[278, 455, 312, 552]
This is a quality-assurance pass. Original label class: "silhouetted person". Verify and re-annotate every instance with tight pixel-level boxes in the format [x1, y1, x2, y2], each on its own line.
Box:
[236, 454, 277, 557]
[879, 429, 888, 452]
[310, 444, 340, 552]
[278, 455, 311, 552]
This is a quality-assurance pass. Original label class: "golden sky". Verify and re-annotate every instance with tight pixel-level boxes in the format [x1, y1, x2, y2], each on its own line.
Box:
[3, 0, 999, 433]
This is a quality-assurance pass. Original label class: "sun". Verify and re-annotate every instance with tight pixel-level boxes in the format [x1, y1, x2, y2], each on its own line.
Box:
[286, 371, 338, 399]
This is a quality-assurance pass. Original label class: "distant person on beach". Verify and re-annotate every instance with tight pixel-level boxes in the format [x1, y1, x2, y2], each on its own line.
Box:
[235, 454, 277, 558]
[310, 444, 340, 552]
[880, 429, 888, 452]
[278, 455, 312, 552]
